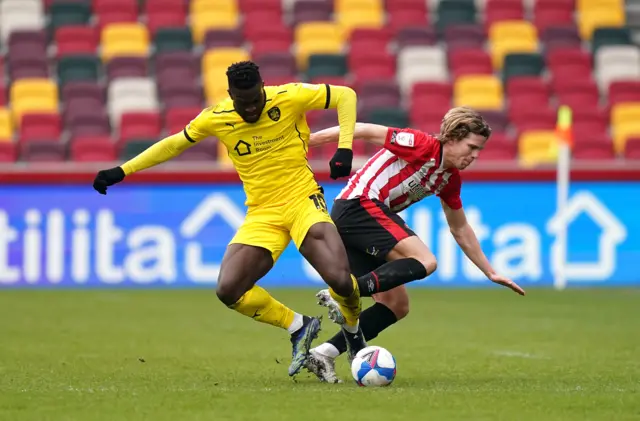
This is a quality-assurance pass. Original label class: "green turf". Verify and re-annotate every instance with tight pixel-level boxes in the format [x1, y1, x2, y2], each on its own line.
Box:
[1, 288, 638, 421]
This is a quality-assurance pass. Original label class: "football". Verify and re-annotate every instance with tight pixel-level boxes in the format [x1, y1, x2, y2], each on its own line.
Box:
[350, 346, 397, 387]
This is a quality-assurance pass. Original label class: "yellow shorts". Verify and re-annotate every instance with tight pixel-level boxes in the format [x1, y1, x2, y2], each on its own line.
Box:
[229, 187, 334, 262]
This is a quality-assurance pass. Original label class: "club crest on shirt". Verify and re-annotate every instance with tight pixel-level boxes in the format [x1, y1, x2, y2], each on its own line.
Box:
[267, 106, 281, 121]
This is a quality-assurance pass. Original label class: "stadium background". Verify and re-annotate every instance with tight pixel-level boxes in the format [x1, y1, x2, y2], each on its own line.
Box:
[0, 0, 639, 289]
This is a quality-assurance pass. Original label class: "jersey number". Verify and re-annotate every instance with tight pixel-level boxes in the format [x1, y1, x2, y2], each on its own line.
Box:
[309, 193, 328, 213]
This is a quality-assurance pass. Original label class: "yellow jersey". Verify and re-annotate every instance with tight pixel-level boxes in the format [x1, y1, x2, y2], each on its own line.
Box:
[184, 83, 347, 207]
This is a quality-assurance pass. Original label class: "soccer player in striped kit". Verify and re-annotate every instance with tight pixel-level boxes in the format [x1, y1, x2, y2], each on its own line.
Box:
[305, 107, 526, 383]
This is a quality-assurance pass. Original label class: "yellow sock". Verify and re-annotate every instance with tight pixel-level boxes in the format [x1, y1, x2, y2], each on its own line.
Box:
[230, 286, 297, 331]
[329, 275, 361, 328]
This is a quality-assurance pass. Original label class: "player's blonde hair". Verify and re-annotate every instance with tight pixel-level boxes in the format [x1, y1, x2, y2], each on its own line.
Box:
[439, 107, 491, 143]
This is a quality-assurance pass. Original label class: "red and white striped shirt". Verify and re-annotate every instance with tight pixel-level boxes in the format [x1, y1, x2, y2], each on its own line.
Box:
[337, 127, 462, 212]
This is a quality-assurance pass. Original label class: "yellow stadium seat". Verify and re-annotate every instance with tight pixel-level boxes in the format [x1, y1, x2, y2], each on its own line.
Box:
[490, 39, 538, 69]
[453, 75, 503, 110]
[335, 0, 383, 14]
[204, 72, 231, 104]
[295, 22, 344, 69]
[202, 48, 250, 75]
[578, 8, 625, 40]
[101, 23, 149, 62]
[10, 78, 58, 105]
[337, 10, 385, 36]
[518, 131, 558, 165]
[0, 108, 13, 140]
[191, 10, 239, 44]
[577, 0, 623, 13]
[191, 0, 237, 15]
[611, 103, 640, 128]
[489, 20, 538, 44]
[613, 122, 640, 154]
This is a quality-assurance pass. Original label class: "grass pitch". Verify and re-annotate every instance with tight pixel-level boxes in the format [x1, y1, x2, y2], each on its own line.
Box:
[1, 288, 638, 421]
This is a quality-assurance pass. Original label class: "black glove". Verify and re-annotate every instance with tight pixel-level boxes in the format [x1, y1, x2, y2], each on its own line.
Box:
[93, 167, 126, 195]
[329, 148, 353, 180]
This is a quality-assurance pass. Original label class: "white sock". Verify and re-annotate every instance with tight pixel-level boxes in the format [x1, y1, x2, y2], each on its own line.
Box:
[313, 342, 340, 359]
[287, 313, 304, 334]
[342, 320, 359, 334]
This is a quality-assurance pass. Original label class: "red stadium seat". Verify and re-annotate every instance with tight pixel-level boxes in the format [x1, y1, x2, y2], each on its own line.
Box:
[20, 114, 62, 142]
[572, 137, 616, 160]
[546, 48, 592, 75]
[55, 26, 98, 57]
[479, 132, 517, 160]
[70, 135, 117, 162]
[485, 0, 525, 31]
[608, 81, 640, 106]
[350, 52, 395, 83]
[506, 76, 549, 98]
[533, 0, 574, 34]
[510, 106, 556, 132]
[146, 13, 187, 36]
[20, 142, 67, 162]
[119, 112, 162, 141]
[94, 0, 139, 31]
[623, 137, 640, 159]
[350, 28, 391, 53]
[164, 107, 202, 134]
[243, 13, 287, 41]
[448, 49, 493, 77]
[386, 0, 428, 15]
[0, 85, 6, 107]
[246, 23, 291, 55]
[410, 102, 451, 132]
[239, 0, 282, 14]
[444, 24, 486, 50]
[387, 10, 428, 36]
[145, 0, 185, 15]
[411, 82, 452, 106]
[0, 142, 17, 162]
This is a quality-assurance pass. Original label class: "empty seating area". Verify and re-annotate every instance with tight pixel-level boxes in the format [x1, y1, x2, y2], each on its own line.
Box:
[0, 0, 639, 164]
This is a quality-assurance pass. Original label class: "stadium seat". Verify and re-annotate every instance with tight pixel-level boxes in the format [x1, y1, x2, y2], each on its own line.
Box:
[154, 28, 194, 53]
[351, 51, 396, 83]
[62, 81, 104, 105]
[20, 113, 62, 142]
[253, 52, 297, 79]
[485, 0, 525, 31]
[444, 24, 486, 50]
[50, 2, 91, 31]
[572, 138, 616, 160]
[488, 20, 538, 68]
[204, 29, 245, 49]
[120, 140, 156, 160]
[367, 108, 409, 128]
[396, 27, 437, 49]
[57, 55, 101, 85]
[502, 53, 545, 81]
[336, 6, 385, 36]
[397, 46, 448, 95]
[608, 81, 640, 106]
[435, 0, 478, 34]
[69, 113, 112, 137]
[146, 12, 187, 36]
[307, 54, 348, 79]
[506, 76, 549, 99]
[0, 142, 17, 162]
[533, 0, 575, 34]
[411, 82, 453, 106]
[518, 130, 558, 165]
[479, 132, 517, 160]
[292, 0, 332, 26]
[0, 0, 45, 45]
[591, 27, 632, 54]
[119, 112, 162, 141]
[0, 109, 14, 141]
[448, 49, 493, 77]
[10, 79, 59, 127]
[190, 0, 240, 44]
[165, 107, 203, 134]
[20, 142, 67, 162]
[247, 24, 292, 55]
[106, 57, 148, 81]
[101, 23, 150, 62]
[578, 8, 625, 41]
[55, 26, 98, 57]
[295, 22, 344, 69]
[387, 9, 429, 36]
[595, 46, 640, 94]
[70, 135, 117, 162]
[107, 77, 159, 130]
[623, 137, 640, 159]
[453, 75, 503, 110]
[540, 26, 582, 50]
[612, 121, 640, 154]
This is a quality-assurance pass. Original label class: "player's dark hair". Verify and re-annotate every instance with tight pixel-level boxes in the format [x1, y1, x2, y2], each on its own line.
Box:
[439, 106, 492, 142]
[226, 61, 262, 90]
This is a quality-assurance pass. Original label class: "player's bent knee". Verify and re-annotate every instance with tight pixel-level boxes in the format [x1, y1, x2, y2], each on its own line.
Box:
[421, 257, 437, 276]
[324, 267, 353, 297]
[375, 288, 410, 320]
[216, 281, 244, 307]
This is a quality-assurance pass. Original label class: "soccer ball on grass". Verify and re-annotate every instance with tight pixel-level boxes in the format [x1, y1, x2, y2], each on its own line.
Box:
[350, 345, 396, 387]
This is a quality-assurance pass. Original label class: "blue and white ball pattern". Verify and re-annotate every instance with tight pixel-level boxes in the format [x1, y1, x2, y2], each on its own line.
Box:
[351, 346, 397, 387]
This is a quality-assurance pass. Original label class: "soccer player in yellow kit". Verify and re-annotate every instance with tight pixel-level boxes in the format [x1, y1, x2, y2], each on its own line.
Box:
[92, 61, 366, 377]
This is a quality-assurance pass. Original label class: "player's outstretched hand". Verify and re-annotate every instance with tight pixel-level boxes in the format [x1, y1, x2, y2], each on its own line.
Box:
[93, 166, 125, 195]
[489, 273, 526, 296]
[329, 148, 353, 179]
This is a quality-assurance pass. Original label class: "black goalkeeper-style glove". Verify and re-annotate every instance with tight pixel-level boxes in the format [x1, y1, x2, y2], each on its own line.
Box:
[93, 166, 126, 195]
[329, 148, 353, 180]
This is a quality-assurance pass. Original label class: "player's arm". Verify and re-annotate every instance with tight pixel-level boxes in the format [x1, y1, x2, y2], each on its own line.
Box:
[441, 198, 526, 296]
[293, 83, 357, 178]
[92, 108, 215, 194]
[309, 122, 388, 148]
